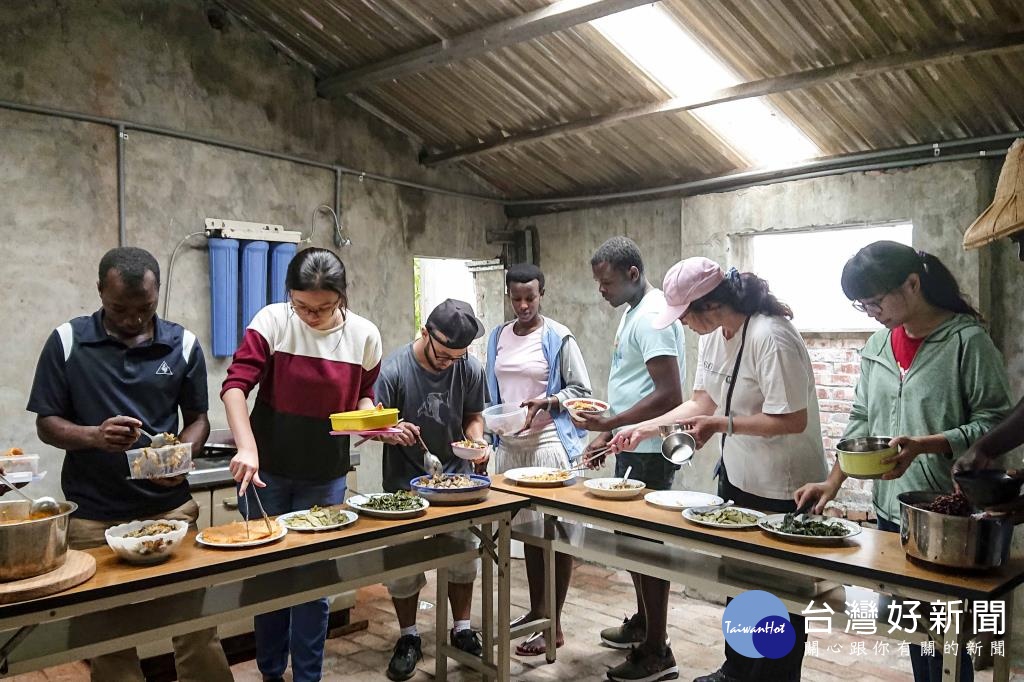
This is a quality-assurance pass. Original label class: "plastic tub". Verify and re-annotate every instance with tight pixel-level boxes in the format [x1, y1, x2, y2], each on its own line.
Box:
[482, 404, 527, 436]
[125, 443, 193, 479]
[330, 408, 399, 432]
[0, 452, 39, 476]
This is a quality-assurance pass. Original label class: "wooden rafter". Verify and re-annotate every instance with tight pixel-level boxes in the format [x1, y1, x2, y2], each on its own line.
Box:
[421, 30, 1024, 166]
[317, 0, 655, 97]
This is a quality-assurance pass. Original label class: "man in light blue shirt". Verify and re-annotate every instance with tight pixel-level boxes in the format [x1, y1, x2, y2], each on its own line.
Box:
[576, 236, 685, 682]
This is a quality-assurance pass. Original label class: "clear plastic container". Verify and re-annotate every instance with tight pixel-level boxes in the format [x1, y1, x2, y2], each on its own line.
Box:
[482, 404, 528, 436]
[0, 453, 39, 476]
[125, 443, 193, 479]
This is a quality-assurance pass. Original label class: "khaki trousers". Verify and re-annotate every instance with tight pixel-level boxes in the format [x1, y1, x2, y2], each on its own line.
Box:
[69, 499, 233, 682]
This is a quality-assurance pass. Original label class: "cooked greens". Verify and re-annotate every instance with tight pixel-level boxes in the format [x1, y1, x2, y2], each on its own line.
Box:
[360, 491, 425, 512]
[281, 506, 349, 529]
[690, 508, 760, 525]
[769, 516, 851, 537]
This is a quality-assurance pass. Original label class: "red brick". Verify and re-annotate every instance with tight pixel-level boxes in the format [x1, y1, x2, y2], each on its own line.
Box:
[811, 361, 830, 372]
[830, 373, 858, 387]
[816, 388, 829, 399]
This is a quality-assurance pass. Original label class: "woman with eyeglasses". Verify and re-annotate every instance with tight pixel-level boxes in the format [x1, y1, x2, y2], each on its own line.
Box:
[795, 240, 1011, 682]
[221, 247, 383, 682]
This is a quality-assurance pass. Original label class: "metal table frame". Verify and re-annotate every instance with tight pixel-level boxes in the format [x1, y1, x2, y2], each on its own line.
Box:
[0, 502, 519, 681]
[504, 492, 1019, 682]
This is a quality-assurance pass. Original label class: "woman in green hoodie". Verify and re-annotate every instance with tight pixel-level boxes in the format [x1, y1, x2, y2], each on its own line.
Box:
[795, 240, 1012, 682]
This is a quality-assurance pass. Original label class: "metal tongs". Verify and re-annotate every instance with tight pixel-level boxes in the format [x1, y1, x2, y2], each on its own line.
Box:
[564, 445, 613, 473]
[242, 486, 273, 539]
[784, 499, 814, 526]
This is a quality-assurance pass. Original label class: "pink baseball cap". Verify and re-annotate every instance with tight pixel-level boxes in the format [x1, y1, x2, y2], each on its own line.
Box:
[652, 257, 726, 329]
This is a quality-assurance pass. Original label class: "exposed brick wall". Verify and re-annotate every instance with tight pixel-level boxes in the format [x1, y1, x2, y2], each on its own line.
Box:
[803, 332, 875, 517]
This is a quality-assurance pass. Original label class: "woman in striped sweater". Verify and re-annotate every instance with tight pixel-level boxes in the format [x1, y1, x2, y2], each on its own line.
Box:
[222, 247, 383, 682]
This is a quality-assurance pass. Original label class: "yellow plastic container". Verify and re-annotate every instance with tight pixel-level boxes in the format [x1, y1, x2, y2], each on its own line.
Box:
[330, 408, 399, 432]
[835, 437, 897, 479]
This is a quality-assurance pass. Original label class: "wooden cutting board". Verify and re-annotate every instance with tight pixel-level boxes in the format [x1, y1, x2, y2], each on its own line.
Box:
[0, 551, 96, 604]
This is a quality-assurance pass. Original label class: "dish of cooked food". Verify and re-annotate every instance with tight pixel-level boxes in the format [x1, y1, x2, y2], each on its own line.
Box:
[155, 432, 180, 445]
[416, 473, 477, 489]
[564, 399, 606, 413]
[599, 479, 644, 490]
[359, 490, 425, 511]
[690, 508, 761, 525]
[452, 439, 486, 449]
[127, 443, 191, 479]
[923, 491, 973, 516]
[279, 506, 351, 529]
[522, 470, 571, 482]
[201, 519, 283, 544]
[766, 516, 852, 537]
[3, 447, 24, 457]
[123, 521, 179, 538]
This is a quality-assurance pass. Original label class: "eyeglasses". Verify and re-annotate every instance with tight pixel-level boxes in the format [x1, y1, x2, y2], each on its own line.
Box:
[290, 297, 341, 318]
[427, 332, 466, 363]
[851, 289, 894, 315]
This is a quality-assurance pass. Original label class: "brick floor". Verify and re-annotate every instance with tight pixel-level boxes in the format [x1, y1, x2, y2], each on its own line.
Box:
[10, 559, 1023, 681]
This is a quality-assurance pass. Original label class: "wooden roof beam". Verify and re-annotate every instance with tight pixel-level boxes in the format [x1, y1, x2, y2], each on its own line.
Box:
[422, 30, 1024, 166]
[317, 0, 656, 98]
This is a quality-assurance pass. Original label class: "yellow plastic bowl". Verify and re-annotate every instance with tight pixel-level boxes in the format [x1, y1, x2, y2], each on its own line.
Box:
[836, 437, 897, 479]
[330, 408, 399, 432]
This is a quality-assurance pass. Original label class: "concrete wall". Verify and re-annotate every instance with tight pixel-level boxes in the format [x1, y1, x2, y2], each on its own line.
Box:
[0, 1, 505, 499]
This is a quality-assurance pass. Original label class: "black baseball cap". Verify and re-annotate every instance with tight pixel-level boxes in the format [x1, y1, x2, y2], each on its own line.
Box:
[426, 298, 485, 349]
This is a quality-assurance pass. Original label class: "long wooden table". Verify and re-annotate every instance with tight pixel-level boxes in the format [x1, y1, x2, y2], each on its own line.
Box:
[0, 491, 527, 681]
[492, 475, 1024, 682]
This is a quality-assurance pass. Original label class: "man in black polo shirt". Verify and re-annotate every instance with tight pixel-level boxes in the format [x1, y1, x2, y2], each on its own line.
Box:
[27, 247, 231, 682]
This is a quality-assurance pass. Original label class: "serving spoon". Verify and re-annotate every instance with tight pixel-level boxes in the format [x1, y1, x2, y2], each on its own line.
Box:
[0, 471, 61, 516]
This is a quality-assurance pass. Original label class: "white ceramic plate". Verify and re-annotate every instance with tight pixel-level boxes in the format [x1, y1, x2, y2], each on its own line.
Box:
[277, 508, 358, 532]
[504, 467, 576, 488]
[196, 522, 288, 549]
[757, 514, 862, 545]
[583, 477, 646, 500]
[644, 490, 723, 511]
[346, 493, 429, 519]
[682, 505, 765, 529]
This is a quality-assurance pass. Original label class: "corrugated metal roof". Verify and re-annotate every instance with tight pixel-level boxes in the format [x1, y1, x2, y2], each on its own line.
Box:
[218, 0, 1024, 199]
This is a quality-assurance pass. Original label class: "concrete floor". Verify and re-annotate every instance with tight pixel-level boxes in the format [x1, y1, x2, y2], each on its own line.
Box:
[10, 559, 1021, 681]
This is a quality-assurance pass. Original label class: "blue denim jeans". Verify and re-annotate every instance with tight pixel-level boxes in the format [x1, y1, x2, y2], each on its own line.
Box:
[239, 471, 347, 682]
[876, 516, 974, 682]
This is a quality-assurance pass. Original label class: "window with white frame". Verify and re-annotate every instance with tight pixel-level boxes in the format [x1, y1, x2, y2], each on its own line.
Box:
[743, 222, 914, 331]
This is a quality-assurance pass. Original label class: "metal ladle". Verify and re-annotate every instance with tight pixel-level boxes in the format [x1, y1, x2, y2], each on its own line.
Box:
[659, 423, 697, 465]
[0, 471, 61, 516]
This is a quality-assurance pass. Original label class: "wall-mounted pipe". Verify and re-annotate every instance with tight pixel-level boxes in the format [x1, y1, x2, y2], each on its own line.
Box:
[116, 124, 127, 246]
[0, 98, 503, 204]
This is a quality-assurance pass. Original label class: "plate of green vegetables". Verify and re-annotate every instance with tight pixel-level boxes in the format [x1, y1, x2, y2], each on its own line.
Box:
[757, 513, 861, 545]
[277, 506, 358, 531]
[346, 490, 429, 519]
[683, 505, 764, 529]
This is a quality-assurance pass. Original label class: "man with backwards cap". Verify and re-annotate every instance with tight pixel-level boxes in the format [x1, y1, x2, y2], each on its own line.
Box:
[373, 298, 491, 681]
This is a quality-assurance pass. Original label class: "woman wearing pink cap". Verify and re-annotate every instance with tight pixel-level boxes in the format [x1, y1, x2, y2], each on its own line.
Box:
[613, 257, 827, 682]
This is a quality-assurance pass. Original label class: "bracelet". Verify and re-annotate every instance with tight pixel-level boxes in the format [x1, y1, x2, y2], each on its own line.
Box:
[727, 415, 734, 436]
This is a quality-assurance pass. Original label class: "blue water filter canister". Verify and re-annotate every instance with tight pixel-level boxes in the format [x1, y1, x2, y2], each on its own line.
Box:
[207, 238, 239, 358]
[269, 242, 297, 304]
[240, 240, 269, 334]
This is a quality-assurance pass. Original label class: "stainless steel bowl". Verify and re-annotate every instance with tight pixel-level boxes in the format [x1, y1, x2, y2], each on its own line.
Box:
[0, 499, 77, 581]
[659, 424, 696, 465]
[898, 491, 1014, 570]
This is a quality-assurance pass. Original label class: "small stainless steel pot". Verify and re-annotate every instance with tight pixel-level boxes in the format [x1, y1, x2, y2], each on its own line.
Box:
[659, 424, 697, 465]
[898, 491, 1014, 570]
[0, 499, 77, 581]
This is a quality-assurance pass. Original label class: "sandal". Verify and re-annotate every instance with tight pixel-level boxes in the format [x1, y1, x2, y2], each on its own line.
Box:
[515, 631, 564, 657]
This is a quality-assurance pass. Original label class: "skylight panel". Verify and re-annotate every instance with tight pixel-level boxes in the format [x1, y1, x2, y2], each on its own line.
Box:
[592, 5, 821, 167]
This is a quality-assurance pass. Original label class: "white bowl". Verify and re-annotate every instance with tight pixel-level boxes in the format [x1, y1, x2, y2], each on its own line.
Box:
[482, 404, 527, 436]
[105, 519, 189, 564]
[563, 398, 610, 422]
[584, 477, 646, 500]
[451, 440, 489, 460]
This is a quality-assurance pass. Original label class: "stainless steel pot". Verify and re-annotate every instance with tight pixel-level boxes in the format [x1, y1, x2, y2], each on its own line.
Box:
[898, 491, 1014, 570]
[0, 499, 77, 581]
